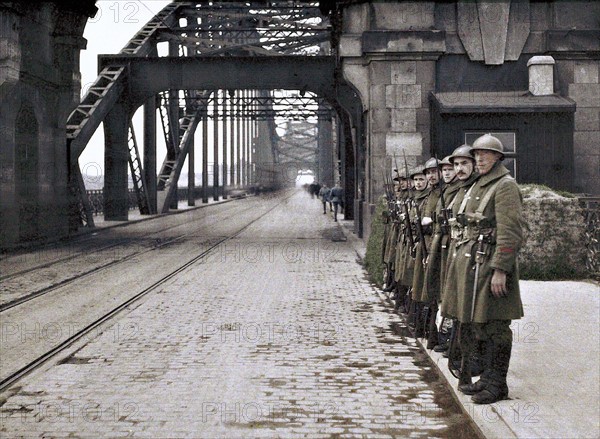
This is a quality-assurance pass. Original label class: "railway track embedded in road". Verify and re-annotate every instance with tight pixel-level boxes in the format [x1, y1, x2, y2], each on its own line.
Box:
[0, 192, 291, 393]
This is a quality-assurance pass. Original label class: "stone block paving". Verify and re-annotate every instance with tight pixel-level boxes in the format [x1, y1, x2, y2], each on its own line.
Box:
[0, 191, 479, 438]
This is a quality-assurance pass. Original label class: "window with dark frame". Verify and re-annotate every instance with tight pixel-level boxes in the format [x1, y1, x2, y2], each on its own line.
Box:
[464, 132, 517, 179]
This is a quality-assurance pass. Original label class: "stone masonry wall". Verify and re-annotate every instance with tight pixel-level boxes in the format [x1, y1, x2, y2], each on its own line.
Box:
[519, 187, 588, 279]
[567, 60, 600, 195]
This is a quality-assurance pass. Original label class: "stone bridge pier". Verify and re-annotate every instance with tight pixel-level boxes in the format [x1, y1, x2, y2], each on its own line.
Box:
[335, 0, 599, 241]
[0, 2, 96, 246]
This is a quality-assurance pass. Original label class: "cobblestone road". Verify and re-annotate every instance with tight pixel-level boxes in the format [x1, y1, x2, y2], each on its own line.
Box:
[0, 191, 480, 438]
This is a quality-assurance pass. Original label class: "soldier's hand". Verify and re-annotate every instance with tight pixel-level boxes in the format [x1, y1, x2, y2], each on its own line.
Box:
[491, 269, 508, 298]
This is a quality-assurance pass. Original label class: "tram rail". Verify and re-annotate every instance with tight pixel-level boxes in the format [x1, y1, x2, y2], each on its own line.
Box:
[0, 191, 292, 392]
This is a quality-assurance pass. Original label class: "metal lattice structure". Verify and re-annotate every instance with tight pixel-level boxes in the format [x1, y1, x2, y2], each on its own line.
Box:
[66, 1, 332, 227]
[275, 120, 318, 169]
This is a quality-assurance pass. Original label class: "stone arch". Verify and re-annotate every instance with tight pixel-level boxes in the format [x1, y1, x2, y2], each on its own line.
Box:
[15, 100, 39, 241]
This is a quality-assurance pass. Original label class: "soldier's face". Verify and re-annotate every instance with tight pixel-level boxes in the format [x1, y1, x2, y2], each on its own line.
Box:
[413, 174, 427, 190]
[453, 157, 474, 181]
[474, 150, 502, 175]
[441, 165, 456, 183]
[425, 168, 439, 185]
[400, 178, 408, 190]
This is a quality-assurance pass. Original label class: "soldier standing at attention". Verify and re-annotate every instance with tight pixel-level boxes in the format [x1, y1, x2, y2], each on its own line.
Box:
[422, 155, 459, 350]
[411, 158, 441, 338]
[446, 134, 524, 404]
[442, 145, 479, 383]
[393, 168, 418, 313]
[405, 166, 429, 334]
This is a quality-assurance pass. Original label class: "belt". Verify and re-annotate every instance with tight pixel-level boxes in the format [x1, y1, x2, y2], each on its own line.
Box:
[450, 225, 496, 242]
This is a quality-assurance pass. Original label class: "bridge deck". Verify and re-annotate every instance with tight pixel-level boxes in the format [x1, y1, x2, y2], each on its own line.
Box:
[0, 190, 597, 438]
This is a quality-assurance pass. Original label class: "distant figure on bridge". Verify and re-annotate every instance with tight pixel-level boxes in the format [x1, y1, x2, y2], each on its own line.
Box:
[318, 184, 331, 214]
[330, 184, 344, 222]
[308, 182, 321, 199]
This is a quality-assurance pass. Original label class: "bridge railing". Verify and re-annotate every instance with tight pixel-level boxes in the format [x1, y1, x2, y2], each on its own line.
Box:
[86, 187, 230, 216]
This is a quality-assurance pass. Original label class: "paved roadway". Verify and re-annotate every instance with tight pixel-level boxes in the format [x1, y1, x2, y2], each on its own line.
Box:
[0, 190, 479, 438]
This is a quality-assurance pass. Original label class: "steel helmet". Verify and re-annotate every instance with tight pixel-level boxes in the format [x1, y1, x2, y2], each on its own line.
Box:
[409, 166, 425, 179]
[471, 134, 504, 159]
[424, 157, 439, 171]
[439, 155, 452, 167]
[449, 144, 474, 163]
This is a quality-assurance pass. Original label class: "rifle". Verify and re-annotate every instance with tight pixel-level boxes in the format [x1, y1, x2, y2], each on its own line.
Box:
[398, 152, 416, 258]
[381, 169, 396, 222]
[435, 155, 451, 235]
[404, 151, 428, 262]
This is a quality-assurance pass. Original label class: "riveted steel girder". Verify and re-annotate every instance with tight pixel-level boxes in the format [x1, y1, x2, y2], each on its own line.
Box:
[98, 55, 336, 107]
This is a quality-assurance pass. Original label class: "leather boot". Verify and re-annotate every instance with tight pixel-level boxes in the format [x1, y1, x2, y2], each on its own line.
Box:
[472, 320, 512, 403]
[458, 352, 472, 386]
[426, 302, 439, 349]
[471, 383, 508, 404]
[457, 323, 474, 386]
[458, 380, 487, 395]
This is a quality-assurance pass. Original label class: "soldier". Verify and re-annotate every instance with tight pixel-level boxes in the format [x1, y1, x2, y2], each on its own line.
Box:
[393, 168, 418, 313]
[399, 167, 428, 332]
[388, 171, 409, 300]
[422, 155, 460, 349]
[441, 145, 479, 381]
[445, 134, 524, 404]
[411, 158, 441, 338]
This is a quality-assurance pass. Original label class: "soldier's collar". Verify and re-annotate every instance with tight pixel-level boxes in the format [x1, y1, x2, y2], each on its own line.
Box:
[478, 163, 511, 187]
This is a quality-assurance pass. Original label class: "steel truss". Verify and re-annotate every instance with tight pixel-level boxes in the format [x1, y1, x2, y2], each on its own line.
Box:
[67, 1, 331, 227]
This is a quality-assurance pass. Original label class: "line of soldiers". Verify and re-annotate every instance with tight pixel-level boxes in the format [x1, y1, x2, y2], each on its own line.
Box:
[381, 134, 525, 405]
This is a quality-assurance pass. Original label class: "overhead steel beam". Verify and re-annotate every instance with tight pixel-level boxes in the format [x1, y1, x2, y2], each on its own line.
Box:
[98, 55, 336, 106]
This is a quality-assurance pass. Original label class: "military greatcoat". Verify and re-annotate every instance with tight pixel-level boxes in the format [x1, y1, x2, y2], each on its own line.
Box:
[413, 186, 441, 302]
[423, 179, 461, 303]
[397, 187, 426, 290]
[443, 164, 524, 323]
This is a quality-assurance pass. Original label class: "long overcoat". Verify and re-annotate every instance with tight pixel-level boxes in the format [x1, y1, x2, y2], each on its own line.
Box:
[413, 187, 440, 302]
[423, 180, 461, 303]
[396, 188, 426, 288]
[442, 164, 524, 323]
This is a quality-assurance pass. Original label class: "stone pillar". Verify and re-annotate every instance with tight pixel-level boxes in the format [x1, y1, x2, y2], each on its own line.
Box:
[103, 103, 129, 220]
[337, 1, 444, 241]
[0, 5, 21, 246]
[0, 5, 21, 87]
